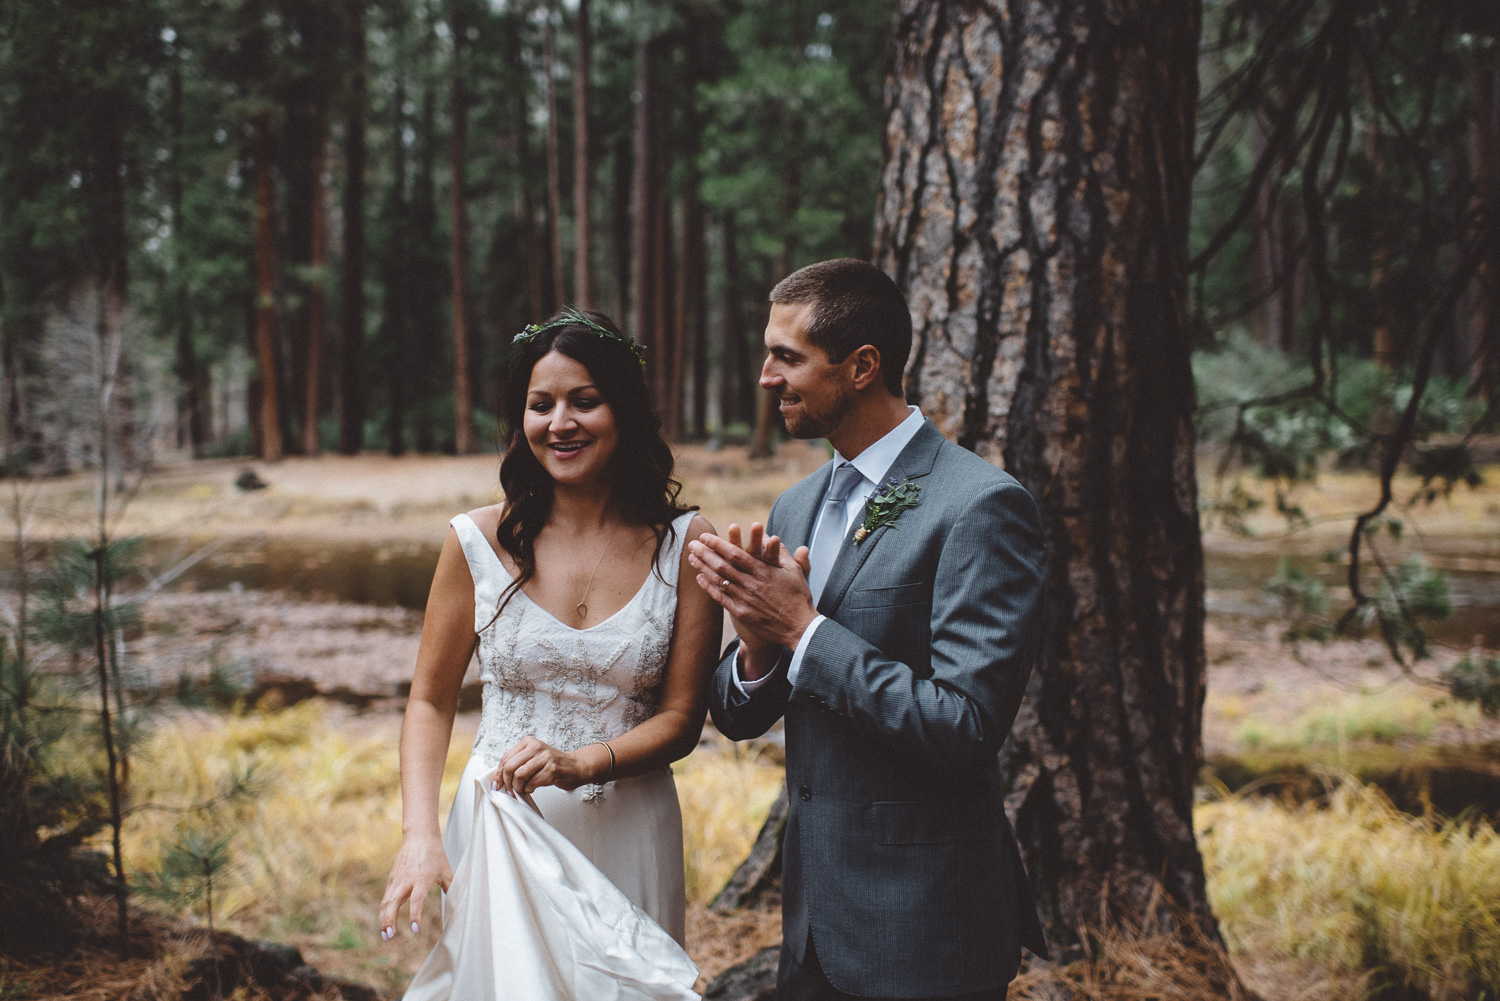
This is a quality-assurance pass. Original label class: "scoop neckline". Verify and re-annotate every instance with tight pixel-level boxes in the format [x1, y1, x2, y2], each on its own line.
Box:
[455, 511, 687, 633]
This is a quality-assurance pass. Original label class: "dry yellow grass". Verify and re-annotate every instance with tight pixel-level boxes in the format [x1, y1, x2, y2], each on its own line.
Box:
[1233, 686, 1482, 752]
[121, 703, 470, 993]
[116, 704, 1500, 1001]
[1200, 772, 1500, 1001]
[118, 705, 786, 994]
[671, 742, 785, 904]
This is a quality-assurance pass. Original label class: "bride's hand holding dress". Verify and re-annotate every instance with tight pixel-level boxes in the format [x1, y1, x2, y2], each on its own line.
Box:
[377, 505, 719, 943]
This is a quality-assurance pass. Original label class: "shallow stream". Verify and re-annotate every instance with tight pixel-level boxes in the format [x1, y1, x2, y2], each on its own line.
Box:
[132, 536, 1500, 647]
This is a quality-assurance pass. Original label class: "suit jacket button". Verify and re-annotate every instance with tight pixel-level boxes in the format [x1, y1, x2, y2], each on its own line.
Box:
[798, 785, 812, 801]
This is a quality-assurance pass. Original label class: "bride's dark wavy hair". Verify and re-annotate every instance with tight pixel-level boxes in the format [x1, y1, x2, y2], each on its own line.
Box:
[493, 309, 691, 615]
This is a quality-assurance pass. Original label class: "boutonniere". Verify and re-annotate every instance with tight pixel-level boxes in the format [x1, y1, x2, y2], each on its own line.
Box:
[854, 477, 922, 543]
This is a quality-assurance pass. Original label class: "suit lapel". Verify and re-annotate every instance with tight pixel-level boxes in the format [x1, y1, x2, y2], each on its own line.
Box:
[816, 420, 944, 615]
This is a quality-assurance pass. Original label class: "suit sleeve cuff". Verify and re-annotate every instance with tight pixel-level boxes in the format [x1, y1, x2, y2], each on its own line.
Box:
[785, 615, 827, 688]
[733, 645, 792, 698]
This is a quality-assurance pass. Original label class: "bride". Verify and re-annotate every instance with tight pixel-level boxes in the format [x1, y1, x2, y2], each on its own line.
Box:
[378, 308, 719, 995]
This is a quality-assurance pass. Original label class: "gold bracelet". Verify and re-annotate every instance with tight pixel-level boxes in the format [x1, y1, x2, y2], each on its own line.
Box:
[594, 740, 616, 783]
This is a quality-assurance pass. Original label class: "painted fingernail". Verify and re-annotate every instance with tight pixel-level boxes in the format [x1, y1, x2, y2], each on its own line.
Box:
[412, 922, 420, 933]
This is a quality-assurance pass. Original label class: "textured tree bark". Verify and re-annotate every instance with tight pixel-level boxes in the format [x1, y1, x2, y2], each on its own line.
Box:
[572, 0, 593, 309]
[252, 111, 283, 463]
[450, 1, 475, 455]
[876, 0, 1217, 952]
[339, 0, 368, 455]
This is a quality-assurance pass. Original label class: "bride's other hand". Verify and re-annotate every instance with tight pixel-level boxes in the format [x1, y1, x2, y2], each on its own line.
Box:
[491, 736, 608, 795]
[379, 834, 452, 942]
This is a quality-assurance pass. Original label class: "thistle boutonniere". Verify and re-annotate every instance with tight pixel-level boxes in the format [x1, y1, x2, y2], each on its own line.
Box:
[854, 477, 921, 543]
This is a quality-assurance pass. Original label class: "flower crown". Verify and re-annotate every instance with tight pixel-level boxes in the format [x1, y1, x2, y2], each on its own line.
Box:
[510, 306, 646, 368]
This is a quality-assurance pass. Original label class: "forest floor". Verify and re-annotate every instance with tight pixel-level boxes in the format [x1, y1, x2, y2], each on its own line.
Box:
[6, 443, 1499, 999]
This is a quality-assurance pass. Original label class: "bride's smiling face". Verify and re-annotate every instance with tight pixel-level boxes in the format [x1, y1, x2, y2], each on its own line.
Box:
[523, 350, 620, 488]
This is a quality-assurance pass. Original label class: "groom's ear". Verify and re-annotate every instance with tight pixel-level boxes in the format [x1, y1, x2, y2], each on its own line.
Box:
[849, 344, 883, 391]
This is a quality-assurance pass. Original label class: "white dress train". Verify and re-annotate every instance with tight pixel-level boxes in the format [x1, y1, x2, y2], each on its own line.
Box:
[400, 777, 697, 1001]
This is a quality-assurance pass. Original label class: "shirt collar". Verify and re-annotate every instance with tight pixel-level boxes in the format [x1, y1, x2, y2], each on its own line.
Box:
[832, 406, 925, 488]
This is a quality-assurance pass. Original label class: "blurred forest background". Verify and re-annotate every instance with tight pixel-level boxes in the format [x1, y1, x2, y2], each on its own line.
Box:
[1, 0, 896, 467]
[0, 0, 1488, 471]
[2, 0, 1500, 999]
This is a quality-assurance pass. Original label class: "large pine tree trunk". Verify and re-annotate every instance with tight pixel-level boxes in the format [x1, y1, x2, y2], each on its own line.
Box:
[876, 0, 1218, 952]
[572, 0, 593, 309]
[252, 111, 283, 463]
[339, 0, 368, 455]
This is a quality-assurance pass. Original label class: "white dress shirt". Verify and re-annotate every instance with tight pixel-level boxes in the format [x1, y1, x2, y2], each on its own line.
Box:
[735, 406, 926, 696]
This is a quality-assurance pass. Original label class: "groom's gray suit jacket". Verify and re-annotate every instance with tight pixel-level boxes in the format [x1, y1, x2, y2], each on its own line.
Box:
[709, 420, 1048, 998]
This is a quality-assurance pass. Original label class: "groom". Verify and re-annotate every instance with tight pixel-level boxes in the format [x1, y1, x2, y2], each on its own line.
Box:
[688, 259, 1048, 1001]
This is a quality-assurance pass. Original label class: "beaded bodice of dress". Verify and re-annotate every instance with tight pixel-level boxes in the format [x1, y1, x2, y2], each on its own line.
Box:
[450, 511, 693, 800]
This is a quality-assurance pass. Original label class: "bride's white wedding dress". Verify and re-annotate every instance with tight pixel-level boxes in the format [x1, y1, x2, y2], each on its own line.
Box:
[401, 511, 700, 1001]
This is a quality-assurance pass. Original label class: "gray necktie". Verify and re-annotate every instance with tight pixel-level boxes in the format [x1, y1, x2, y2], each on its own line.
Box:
[807, 462, 865, 603]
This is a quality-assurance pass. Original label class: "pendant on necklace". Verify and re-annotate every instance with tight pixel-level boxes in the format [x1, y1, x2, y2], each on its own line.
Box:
[576, 602, 588, 619]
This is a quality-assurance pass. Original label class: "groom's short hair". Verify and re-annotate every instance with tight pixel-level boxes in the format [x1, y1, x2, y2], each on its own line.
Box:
[770, 259, 912, 397]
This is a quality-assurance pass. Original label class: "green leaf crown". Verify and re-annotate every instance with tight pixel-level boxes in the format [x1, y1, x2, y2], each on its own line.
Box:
[510, 306, 646, 369]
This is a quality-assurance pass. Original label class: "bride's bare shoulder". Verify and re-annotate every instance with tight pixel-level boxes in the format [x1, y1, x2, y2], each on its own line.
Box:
[463, 503, 505, 537]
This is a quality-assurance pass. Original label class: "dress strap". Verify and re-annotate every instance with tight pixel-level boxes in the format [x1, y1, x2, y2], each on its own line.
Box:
[654, 511, 697, 583]
[449, 513, 511, 622]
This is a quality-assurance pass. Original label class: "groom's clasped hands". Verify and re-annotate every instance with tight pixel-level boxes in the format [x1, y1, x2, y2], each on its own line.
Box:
[687, 523, 816, 676]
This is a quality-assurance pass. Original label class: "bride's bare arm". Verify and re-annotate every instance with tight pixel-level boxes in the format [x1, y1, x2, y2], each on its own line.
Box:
[379, 528, 476, 940]
[495, 515, 722, 795]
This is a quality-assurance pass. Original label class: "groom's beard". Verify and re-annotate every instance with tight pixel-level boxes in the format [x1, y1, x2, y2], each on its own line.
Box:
[778, 384, 855, 440]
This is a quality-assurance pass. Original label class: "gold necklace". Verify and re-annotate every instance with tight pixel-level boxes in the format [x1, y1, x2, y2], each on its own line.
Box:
[576, 542, 611, 621]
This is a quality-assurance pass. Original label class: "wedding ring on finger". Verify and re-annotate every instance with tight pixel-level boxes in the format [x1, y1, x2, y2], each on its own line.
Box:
[718, 577, 730, 592]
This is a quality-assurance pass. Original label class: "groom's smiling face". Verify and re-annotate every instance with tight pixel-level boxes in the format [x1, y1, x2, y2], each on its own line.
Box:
[761, 301, 857, 441]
